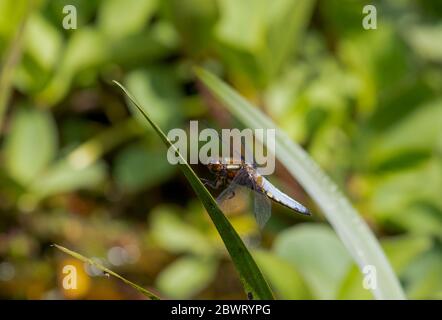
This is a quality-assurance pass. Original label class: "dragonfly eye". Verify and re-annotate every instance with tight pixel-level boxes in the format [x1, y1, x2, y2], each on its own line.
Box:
[207, 163, 222, 173]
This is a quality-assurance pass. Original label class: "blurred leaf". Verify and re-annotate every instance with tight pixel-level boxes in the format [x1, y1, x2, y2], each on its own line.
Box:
[54, 244, 160, 300]
[161, 0, 217, 53]
[150, 206, 215, 256]
[195, 67, 405, 299]
[407, 24, 442, 63]
[45, 0, 99, 28]
[98, 0, 157, 39]
[215, 0, 315, 87]
[24, 13, 62, 71]
[339, 25, 409, 115]
[5, 107, 57, 186]
[253, 250, 312, 300]
[114, 80, 274, 300]
[273, 224, 351, 299]
[29, 119, 141, 199]
[156, 256, 217, 299]
[319, 0, 368, 37]
[265, 0, 316, 78]
[382, 235, 433, 273]
[370, 99, 442, 167]
[0, 0, 30, 132]
[61, 28, 108, 74]
[30, 159, 106, 198]
[125, 68, 183, 131]
[338, 235, 432, 299]
[0, 0, 28, 41]
[114, 143, 175, 193]
[336, 266, 374, 300]
[402, 248, 442, 299]
[37, 28, 108, 105]
[371, 159, 442, 222]
[109, 22, 178, 67]
[14, 13, 62, 93]
[216, 0, 267, 52]
[387, 203, 442, 237]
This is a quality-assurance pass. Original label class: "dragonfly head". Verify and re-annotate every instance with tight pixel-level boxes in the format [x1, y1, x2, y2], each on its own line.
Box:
[206, 158, 224, 173]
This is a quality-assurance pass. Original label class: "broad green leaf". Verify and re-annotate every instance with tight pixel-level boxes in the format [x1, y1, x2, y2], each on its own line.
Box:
[24, 13, 62, 71]
[274, 224, 352, 299]
[338, 25, 409, 115]
[0, 0, 28, 39]
[195, 67, 405, 300]
[407, 24, 442, 63]
[387, 204, 442, 236]
[371, 159, 442, 221]
[109, 23, 178, 67]
[215, 0, 315, 87]
[29, 118, 141, 199]
[383, 235, 433, 273]
[369, 99, 442, 166]
[114, 80, 274, 300]
[53, 244, 160, 300]
[15, 13, 62, 93]
[150, 206, 215, 256]
[125, 68, 183, 131]
[265, 0, 316, 78]
[338, 235, 432, 299]
[402, 249, 442, 299]
[98, 0, 157, 39]
[30, 159, 106, 198]
[253, 250, 311, 300]
[216, 0, 267, 51]
[156, 256, 217, 299]
[163, 0, 217, 53]
[5, 107, 57, 186]
[114, 143, 175, 192]
[37, 28, 108, 105]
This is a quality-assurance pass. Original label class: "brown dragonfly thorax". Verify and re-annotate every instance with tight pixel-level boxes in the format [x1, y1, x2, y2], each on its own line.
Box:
[207, 157, 260, 189]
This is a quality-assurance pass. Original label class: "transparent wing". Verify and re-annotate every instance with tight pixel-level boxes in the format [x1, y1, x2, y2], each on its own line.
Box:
[217, 169, 272, 228]
[216, 182, 249, 214]
[253, 190, 272, 229]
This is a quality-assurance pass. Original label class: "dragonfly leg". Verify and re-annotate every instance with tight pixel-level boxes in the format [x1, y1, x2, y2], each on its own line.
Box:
[201, 178, 219, 189]
[228, 190, 235, 199]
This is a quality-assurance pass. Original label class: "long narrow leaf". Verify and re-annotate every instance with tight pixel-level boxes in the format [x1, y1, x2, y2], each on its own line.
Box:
[113, 81, 274, 300]
[195, 67, 406, 300]
[53, 244, 160, 300]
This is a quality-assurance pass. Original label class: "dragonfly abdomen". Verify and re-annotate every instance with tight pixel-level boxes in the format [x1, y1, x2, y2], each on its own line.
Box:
[260, 177, 310, 216]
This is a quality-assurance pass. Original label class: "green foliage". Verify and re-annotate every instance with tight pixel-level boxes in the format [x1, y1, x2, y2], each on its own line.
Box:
[0, 0, 440, 300]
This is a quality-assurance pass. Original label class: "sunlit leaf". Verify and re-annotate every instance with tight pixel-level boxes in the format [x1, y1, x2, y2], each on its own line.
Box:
[274, 224, 352, 299]
[156, 256, 217, 299]
[253, 250, 312, 300]
[5, 107, 57, 186]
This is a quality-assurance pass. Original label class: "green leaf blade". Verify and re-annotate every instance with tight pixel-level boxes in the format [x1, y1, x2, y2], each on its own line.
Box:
[53, 244, 160, 300]
[113, 80, 274, 300]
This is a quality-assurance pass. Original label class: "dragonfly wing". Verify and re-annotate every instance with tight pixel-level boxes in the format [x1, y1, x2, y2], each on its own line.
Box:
[253, 190, 272, 229]
[216, 182, 249, 214]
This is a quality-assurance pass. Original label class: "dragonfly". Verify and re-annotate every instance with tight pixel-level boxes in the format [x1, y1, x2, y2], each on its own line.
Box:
[202, 157, 311, 228]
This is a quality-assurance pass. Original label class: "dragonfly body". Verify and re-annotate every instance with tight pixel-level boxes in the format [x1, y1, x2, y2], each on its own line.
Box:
[207, 158, 310, 217]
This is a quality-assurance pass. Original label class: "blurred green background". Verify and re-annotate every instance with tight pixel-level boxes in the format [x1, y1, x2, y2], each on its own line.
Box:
[0, 0, 441, 299]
